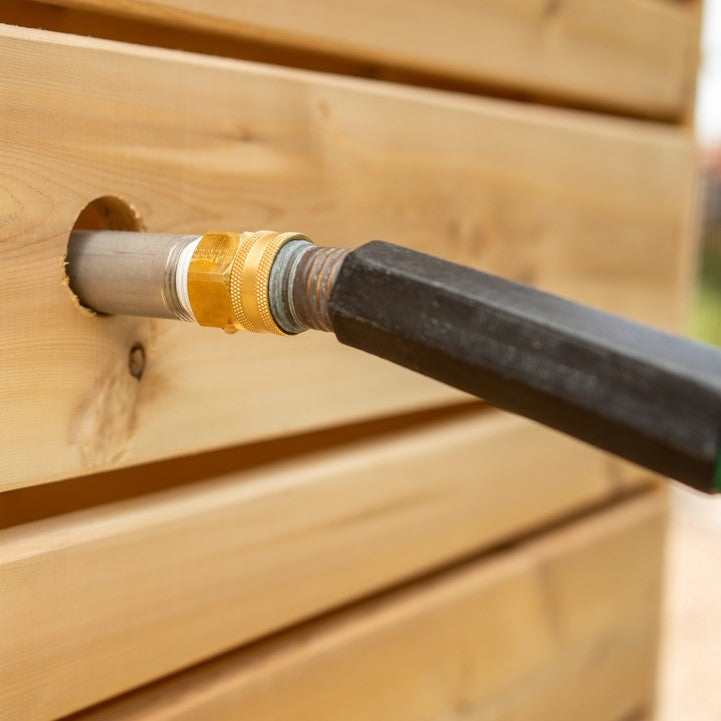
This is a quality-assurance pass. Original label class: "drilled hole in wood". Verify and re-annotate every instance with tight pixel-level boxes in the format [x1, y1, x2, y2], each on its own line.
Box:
[72, 195, 144, 233]
[64, 195, 145, 314]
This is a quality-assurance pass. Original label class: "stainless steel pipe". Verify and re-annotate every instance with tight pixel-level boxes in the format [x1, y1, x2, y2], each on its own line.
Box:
[66, 230, 200, 320]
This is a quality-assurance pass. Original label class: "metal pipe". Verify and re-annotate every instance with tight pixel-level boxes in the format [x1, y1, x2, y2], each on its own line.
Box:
[67, 230, 200, 320]
[270, 241, 350, 332]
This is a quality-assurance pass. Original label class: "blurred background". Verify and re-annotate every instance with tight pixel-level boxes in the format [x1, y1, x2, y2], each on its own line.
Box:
[693, 0, 721, 347]
[658, 0, 721, 717]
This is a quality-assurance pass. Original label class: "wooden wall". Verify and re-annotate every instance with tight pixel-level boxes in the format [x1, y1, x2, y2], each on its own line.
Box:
[0, 1, 699, 719]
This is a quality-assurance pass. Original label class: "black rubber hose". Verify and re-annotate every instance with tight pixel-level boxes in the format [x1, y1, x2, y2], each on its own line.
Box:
[328, 241, 721, 494]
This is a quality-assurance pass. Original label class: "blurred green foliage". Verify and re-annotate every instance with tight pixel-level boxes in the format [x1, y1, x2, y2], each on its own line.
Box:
[693, 170, 721, 347]
[692, 278, 721, 347]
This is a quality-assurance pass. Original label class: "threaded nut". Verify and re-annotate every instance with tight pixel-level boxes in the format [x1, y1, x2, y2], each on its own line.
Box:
[187, 230, 311, 334]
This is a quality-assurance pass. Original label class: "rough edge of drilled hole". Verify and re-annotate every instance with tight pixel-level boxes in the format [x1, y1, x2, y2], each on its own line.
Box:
[63, 195, 146, 316]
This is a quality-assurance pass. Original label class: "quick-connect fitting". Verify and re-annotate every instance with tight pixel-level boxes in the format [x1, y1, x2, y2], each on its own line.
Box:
[66, 229, 349, 335]
[186, 230, 312, 334]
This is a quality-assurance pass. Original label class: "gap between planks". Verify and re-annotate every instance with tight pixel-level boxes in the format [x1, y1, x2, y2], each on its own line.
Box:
[1, 409, 657, 720]
[0, 0, 699, 122]
[59, 488, 666, 721]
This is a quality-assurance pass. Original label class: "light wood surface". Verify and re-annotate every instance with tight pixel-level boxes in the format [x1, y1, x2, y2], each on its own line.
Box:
[0, 409, 654, 721]
[657, 487, 721, 721]
[0, 25, 696, 489]
[26, 0, 698, 119]
[68, 490, 666, 721]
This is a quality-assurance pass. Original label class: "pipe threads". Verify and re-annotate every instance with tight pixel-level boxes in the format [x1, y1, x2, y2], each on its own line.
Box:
[290, 246, 350, 332]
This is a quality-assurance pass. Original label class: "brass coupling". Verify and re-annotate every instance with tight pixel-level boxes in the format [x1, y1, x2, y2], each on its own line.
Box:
[186, 230, 350, 335]
[187, 230, 311, 335]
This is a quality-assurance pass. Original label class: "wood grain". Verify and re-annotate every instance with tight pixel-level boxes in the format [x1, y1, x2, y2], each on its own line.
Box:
[0, 410, 654, 721]
[22, 0, 699, 119]
[68, 490, 666, 721]
[0, 25, 695, 489]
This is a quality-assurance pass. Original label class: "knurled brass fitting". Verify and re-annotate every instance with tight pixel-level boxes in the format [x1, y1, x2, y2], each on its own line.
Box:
[187, 230, 312, 335]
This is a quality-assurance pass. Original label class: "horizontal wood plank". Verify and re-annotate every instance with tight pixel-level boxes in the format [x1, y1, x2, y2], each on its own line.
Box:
[22, 0, 699, 119]
[0, 25, 695, 488]
[69, 490, 666, 721]
[0, 410, 653, 721]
